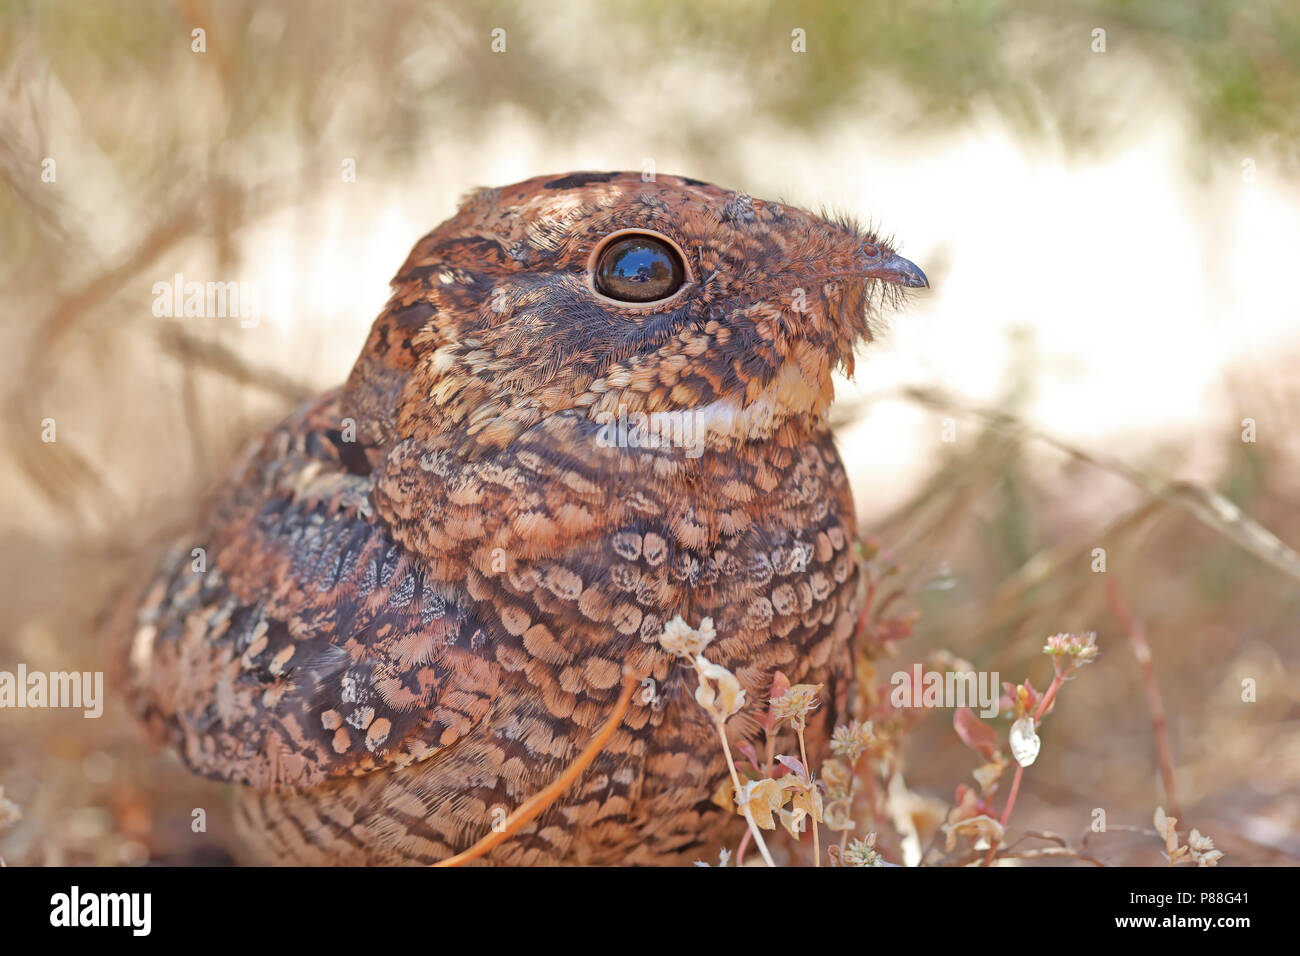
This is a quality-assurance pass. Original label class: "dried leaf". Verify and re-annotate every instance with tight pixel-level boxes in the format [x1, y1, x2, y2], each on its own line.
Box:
[711, 776, 735, 812]
[779, 807, 807, 838]
[734, 778, 785, 830]
[821, 757, 852, 796]
[943, 813, 1004, 852]
[972, 757, 1006, 795]
[775, 754, 807, 780]
[823, 798, 855, 831]
[954, 707, 998, 759]
[790, 782, 824, 823]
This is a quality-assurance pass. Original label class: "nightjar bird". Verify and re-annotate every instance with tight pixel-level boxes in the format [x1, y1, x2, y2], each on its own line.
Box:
[121, 171, 927, 865]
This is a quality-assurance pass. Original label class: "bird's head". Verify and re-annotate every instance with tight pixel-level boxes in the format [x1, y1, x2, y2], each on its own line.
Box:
[345, 171, 926, 456]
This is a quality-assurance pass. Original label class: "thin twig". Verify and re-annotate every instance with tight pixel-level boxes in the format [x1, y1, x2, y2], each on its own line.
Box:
[156, 324, 317, 402]
[844, 385, 1300, 584]
[949, 845, 1107, 867]
[716, 723, 776, 867]
[433, 673, 638, 867]
[1105, 580, 1182, 819]
[796, 724, 821, 867]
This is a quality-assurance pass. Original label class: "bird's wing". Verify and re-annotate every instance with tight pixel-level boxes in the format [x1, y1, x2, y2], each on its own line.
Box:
[124, 393, 497, 790]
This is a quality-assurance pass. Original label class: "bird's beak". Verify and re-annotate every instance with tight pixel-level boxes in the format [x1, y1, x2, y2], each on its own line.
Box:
[863, 250, 929, 289]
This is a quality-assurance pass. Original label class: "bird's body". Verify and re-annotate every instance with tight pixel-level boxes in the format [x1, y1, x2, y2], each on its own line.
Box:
[123, 172, 925, 864]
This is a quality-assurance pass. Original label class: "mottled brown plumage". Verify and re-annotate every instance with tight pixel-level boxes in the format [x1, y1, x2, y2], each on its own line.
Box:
[122, 171, 926, 864]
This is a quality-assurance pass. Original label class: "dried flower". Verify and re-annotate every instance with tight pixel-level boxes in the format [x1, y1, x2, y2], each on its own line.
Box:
[693, 847, 732, 867]
[683, 619, 776, 868]
[658, 615, 716, 660]
[694, 656, 746, 722]
[1043, 631, 1099, 665]
[1155, 807, 1224, 866]
[769, 683, 823, 731]
[842, 833, 884, 867]
[830, 719, 874, 764]
[1187, 829, 1224, 867]
[1001, 680, 1040, 719]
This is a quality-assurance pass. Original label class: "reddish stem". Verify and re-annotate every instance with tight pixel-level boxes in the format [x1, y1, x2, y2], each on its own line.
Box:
[1033, 671, 1067, 721]
[998, 765, 1026, 829]
[1105, 579, 1182, 820]
[982, 670, 1068, 865]
[735, 825, 752, 867]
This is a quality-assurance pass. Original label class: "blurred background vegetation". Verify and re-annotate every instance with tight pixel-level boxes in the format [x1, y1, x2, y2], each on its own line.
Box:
[1, 0, 1297, 865]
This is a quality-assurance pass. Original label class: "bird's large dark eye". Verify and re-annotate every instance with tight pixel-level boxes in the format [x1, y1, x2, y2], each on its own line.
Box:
[593, 234, 685, 303]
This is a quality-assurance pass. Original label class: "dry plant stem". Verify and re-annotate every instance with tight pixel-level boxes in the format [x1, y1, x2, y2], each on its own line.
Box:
[796, 725, 821, 866]
[983, 768, 1026, 868]
[432, 673, 638, 867]
[715, 722, 776, 867]
[1105, 580, 1182, 819]
[872, 385, 1300, 584]
[157, 326, 316, 402]
[952, 846, 1106, 867]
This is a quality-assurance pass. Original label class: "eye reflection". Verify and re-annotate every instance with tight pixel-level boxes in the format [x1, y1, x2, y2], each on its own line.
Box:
[594, 235, 685, 303]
